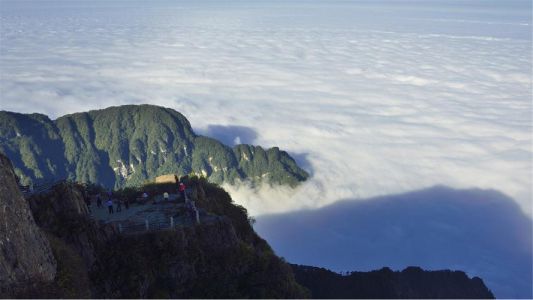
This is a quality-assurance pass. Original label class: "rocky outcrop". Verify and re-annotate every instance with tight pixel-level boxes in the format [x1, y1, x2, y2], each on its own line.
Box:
[89, 177, 308, 298]
[0, 153, 56, 296]
[4, 171, 307, 298]
[28, 182, 114, 269]
[92, 217, 308, 298]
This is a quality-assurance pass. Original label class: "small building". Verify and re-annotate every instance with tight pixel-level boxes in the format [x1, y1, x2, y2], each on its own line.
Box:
[155, 174, 178, 184]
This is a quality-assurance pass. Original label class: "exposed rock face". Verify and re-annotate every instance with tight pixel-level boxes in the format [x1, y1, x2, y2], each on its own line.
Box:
[92, 218, 308, 298]
[28, 182, 113, 269]
[0, 153, 56, 296]
[29, 181, 90, 222]
[90, 177, 308, 298]
[8, 173, 307, 298]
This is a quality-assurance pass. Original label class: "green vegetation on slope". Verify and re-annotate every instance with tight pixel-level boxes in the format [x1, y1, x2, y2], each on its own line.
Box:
[0, 105, 308, 189]
[0, 111, 66, 184]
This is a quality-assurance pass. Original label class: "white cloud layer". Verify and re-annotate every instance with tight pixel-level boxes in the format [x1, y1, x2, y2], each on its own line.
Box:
[0, 0, 531, 216]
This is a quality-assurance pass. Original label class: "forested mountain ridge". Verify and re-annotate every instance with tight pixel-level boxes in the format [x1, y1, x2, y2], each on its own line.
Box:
[291, 264, 494, 299]
[0, 105, 308, 189]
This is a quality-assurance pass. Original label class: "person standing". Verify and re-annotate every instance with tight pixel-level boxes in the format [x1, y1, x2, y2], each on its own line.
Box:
[179, 182, 186, 202]
[83, 190, 91, 213]
[106, 198, 114, 214]
[96, 194, 102, 208]
[142, 192, 149, 204]
[84, 194, 92, 213]
[116, 198, 122, 212]
[186, 199, 194, 221]
[123, 196, 130, 210]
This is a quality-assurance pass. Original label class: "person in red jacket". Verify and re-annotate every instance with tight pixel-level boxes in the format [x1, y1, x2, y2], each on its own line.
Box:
[178, 182, 187, 201]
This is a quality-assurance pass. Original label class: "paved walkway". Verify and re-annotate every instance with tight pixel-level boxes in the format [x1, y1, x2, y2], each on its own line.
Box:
[91, 193, 183, 222]
[90, 196, 218, 234]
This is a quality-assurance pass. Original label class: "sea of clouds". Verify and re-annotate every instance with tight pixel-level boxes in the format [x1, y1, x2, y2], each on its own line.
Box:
[0, 0, 531, 217]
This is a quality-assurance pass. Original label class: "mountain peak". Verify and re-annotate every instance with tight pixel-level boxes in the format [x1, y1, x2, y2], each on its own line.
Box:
[0, 105, 308, 189]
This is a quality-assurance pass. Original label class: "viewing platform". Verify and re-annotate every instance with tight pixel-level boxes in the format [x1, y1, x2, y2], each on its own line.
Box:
[90, 194, 219, 235]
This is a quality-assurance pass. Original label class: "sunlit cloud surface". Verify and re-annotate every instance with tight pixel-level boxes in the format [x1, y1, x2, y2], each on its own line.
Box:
[0, 0, 531, 216]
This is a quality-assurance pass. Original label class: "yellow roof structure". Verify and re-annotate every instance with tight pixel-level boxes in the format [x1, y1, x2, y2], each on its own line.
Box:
[154, 174, 177, 184]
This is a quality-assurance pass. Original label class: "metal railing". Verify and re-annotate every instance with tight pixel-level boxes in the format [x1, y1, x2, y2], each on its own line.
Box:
[118, 217, 177, 234]
[19, 178, 67, 197]
[116, 211, 204, 235]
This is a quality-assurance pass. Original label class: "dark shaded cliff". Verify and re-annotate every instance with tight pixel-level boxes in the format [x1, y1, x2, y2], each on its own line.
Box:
[0, 153, 308, 298]
[0, 153, 56, 297]
[89, 177, 308, 298]
[92, 219, 307, 298]
[291, 264, 494, 299]
[0, 153, 496, 299]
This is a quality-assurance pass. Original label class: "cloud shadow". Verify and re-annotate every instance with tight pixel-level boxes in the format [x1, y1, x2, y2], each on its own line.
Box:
[289, 152, 314, 176]
[198, 124, 258, 146]
[255, 185, 533, 298]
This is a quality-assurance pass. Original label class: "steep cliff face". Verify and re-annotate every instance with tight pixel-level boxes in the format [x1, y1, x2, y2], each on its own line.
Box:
[28, 182, 113, 270]
[85, 177, 308, 298]
[92, 218, 307, 298]
[0, 153, 57, 296]
[4, 164, 307, 298]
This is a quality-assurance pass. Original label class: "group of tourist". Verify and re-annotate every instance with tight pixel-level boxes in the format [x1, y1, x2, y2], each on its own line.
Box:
[162, 181, 199, 223]
[83, 191, 130, 215]
[82, 180, 199, 223]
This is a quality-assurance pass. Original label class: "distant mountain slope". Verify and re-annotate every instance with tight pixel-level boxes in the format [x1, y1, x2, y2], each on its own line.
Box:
[291, 264, 494, 299]
[0, 111, 66, 181]
[0, 105, 308, 188]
